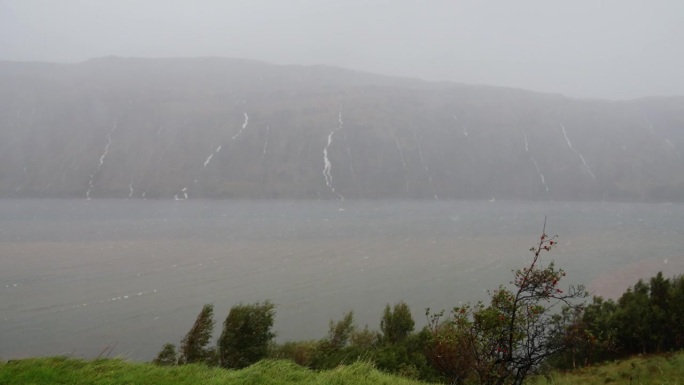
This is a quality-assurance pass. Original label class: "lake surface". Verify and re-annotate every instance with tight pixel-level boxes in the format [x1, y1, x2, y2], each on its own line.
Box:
[1, 199, 683, 361]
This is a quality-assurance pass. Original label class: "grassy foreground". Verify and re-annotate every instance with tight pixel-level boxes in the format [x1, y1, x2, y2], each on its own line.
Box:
[0, 357, 430, 385]
[2, 353, 684, 385]
[530, 353, 684, 385]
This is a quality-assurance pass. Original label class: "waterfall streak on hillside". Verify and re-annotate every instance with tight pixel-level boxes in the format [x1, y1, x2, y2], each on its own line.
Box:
[86, 176, 94, 200]
[322, 108, 344, 200]
[323, 133, 335, 187]
[523, 133, 549, 192]
[203, 153, 214, 168]
[531, 158, 549, 192]
[86, 121, 118, 199]
[231, 112, 250, 140]
[99, 122, 117, 168]
[560, 123, 596, 179]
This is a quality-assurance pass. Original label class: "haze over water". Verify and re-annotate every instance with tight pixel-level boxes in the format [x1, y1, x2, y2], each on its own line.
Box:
[1, 199, 682, 360]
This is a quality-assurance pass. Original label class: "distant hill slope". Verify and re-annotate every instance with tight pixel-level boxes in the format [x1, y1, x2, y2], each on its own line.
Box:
[1, 57, 683, 201]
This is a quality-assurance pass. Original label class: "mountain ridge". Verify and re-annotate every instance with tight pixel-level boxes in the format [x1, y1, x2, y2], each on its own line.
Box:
[1, 57, 683, 201]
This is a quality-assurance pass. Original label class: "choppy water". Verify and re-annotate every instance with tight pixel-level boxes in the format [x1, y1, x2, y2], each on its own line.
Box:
[1, 199, 683, 361]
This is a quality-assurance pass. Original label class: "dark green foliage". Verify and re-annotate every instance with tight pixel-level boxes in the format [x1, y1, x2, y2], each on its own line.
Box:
[308, 311, 359, 370]
[373, 332, 437, 382]
[564, 272, 684, 367]
[153, 343, 178, 366]
[179, 304, 215, 365]
[647, 272, 672, 352]
[325, 311, 356, 350]
[615, 280, 651, 353]
[546, 303, 615, 370]
[302, 309, 436, 382]
[380, 301, 415, 344]
[218, 301, 276, 369]
[671, 276, 684, 350]
[269, 340, 319, 367]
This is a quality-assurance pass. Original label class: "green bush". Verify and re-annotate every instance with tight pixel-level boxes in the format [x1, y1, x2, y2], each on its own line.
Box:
[350, 325, 379, 350]
[179, 304, 216, 365]
[380, 301, 415, 344]
[374, 333, 436, 381]
[325, 310, 355, 350]
[269, 340, 319, 367]
[218, 300, 276, 369]
[152, 343, 178, 366]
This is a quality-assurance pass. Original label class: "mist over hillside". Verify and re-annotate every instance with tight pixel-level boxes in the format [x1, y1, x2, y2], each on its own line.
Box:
[1, 57, 683, 201]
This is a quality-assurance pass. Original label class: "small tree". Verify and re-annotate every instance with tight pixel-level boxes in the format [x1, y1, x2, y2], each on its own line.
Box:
[427, 222, 587, 385]
[153, 343, 178, 366]
[218, 300, 276, 369]
[381, 301, 415, 344]
[179, 304, 215, 365]
[326, 310, 356, 350]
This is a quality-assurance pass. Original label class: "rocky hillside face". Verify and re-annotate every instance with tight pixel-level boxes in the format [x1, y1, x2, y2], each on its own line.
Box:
[1, 57, 683, 201]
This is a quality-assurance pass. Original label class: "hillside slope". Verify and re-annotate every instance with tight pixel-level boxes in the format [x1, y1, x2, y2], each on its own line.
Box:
[1, 57, 683, 201]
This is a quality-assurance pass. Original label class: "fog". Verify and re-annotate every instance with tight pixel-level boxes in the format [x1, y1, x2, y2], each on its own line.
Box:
[2, 0, 684, 369]
[2, 0, 683, 99]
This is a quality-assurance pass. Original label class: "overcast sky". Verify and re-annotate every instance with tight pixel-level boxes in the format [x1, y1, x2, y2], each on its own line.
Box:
[1, 0, 682, 100]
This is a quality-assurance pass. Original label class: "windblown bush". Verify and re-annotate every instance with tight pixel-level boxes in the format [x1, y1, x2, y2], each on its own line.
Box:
[218, 300, 276, 369]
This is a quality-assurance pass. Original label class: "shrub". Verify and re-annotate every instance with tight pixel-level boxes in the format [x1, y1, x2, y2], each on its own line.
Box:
[269, 340, 319, 367]
[218, 300, 276, 369]
[350, 325, 379, 350]
[374, 332, 435, 381]
[179, 304, 215, 365]
[426, 224, 587, 385]
[325, 310, 356, 350]
[380, 301, 415, 344]
[153, 343, 178, 366]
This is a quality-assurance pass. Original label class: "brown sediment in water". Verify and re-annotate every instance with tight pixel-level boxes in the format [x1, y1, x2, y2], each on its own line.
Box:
[588, 255, 684, 299]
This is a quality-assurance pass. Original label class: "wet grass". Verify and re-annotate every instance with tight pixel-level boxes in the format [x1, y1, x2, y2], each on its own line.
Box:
[2, 352, 684, 384]
[0, 357, 430, 385]
[530, 352, 684, 385]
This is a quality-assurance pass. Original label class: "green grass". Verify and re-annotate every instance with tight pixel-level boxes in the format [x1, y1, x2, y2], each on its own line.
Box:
[530, 353, 684, 385]
[3, 353, 684, 385]
[0, 357, 431, 385]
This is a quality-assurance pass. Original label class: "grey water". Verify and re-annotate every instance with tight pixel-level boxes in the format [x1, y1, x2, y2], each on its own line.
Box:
[1, 199, 683, 361]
